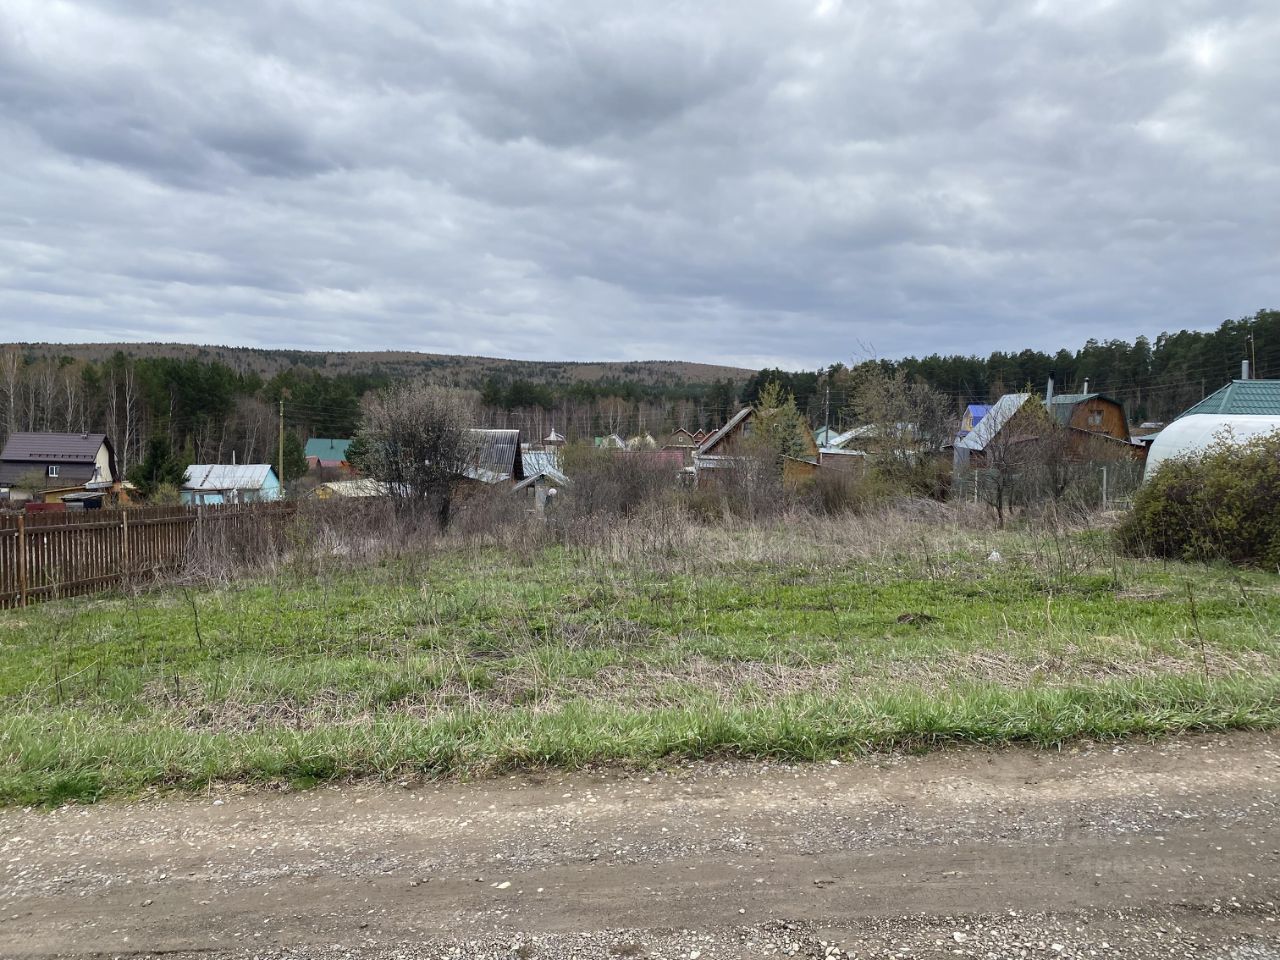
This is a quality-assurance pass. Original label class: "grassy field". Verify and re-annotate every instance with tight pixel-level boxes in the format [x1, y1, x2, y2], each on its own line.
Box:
[2, 508, 1279, 805]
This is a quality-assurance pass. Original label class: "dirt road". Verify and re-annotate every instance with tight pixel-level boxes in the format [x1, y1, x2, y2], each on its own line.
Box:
[2, 733, 1278, 959]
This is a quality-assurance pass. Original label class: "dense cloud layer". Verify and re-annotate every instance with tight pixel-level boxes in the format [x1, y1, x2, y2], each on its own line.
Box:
[0, 1, 1276, 367]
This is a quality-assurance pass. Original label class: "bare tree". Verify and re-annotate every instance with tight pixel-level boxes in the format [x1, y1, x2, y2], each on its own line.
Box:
[355, 380, 473, 527]
[0, 349, 19, 444]
[973, 401, 1057, 527]
[60, 365, 82, 433]
[851, 365, 954, 496]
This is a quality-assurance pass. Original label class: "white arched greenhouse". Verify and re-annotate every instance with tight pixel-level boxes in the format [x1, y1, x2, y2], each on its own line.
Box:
[1143, 380, 1280, 480]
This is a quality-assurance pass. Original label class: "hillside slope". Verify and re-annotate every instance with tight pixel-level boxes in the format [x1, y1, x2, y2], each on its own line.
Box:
[7, 342, 752, 388]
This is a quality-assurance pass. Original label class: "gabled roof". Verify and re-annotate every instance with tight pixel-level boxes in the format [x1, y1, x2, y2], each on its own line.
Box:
[512, 466, 570, 491]
[464, 429, 524, 482]
[522, 450, 560, 477]
[183, 464, 277, 491]
[827, 424, 877, 449]
[0, 432, 109, 463]
[543, 428, 566, 443]
[305, 438, 351, 461]
[955, 394, 1033, 451]
[1046, 392, 1124, 425]
[697, 407, 753, 454]
[1177, 380, 1280, 419]
[315, 479, 394, 498]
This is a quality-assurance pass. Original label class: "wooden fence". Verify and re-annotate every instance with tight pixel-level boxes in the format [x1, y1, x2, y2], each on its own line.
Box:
[0, 502, 296, 609]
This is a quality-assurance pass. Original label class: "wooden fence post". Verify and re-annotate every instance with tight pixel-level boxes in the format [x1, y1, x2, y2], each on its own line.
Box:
[16, 513, 27, 608]
[120, 511, 130, 581]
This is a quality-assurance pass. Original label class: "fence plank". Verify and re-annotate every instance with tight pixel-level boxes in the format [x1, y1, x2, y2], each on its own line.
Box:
[16, 514, 27, 608]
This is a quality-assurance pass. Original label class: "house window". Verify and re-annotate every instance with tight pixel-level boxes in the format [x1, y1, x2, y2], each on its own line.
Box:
[47, 465, 59, 478]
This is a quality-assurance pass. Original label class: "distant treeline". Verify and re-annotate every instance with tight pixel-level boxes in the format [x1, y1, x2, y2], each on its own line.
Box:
[740, 309, 1279, 429]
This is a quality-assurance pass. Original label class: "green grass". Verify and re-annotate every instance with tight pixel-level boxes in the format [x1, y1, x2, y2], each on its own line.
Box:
[3, 518, 1279, 804]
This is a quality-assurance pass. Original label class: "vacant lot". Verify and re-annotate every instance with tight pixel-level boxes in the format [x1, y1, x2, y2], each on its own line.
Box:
[2, 508, 1279, 804]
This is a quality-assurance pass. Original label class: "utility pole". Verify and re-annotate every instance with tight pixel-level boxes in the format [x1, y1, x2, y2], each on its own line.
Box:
[823, 385, 830, 439]
[278, 398, 285, 490]
[1249, 331, 1257, 378]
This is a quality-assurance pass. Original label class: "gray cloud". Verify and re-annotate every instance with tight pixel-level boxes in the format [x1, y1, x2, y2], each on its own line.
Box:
[0, 0, 1277, 368]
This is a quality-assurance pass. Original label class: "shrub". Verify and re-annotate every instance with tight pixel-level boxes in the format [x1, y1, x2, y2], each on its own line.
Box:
[558, 444, 681, 520]
[797, 467, 890, 515]
[1117, 430, 1280, 565]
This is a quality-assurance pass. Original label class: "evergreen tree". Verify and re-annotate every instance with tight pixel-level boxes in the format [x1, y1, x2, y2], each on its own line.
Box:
[129, 436, 187, 500]
[753, 381, 810, 465]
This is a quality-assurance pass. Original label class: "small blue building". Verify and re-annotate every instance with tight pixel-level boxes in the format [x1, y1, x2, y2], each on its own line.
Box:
[181, 464, 282, 505]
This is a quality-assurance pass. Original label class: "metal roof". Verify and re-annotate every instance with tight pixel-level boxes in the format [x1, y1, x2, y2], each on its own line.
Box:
[697, 407, 753, 454]
[827, 424, 877, 449]
[0, 432, 110, 463]
[464, 429, 524, 482]
[1177, 380, 1280, 418]
[522, 450, 560, 477]
[1046, 393, 1119, 425]
[512, 465, 570, 491]
[955, 394, 1032, 451]
[315, 478, 394, 498]
[305, 438, 351, 461]
[183, 464, 277, 491]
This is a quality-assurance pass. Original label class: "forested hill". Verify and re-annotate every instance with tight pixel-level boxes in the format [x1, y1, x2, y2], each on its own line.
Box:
[9, 342, 751, 390]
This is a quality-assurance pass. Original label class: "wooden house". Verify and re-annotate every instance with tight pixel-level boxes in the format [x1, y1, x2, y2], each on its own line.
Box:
[954, 392, 1141, 470]
[0, 432, 122, 506]
[693, 407, 819, 486]
[1046, 394, 1131, 443]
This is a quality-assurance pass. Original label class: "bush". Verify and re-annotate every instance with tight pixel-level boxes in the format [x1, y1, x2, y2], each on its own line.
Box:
[797, 467, 889, 515]
[1117, 431, 1280, 565]
[558, 444, 681, 520]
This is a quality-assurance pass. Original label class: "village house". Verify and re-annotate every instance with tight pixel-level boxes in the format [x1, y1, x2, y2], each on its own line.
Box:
[668, 427, 698, 447]
[693, 407, 819, 486]
[182, 464, 282, 505]
[663, 428, 707, 467]
[817, 424, 876, 473]
[953, 388, 1141, 471]
[0, 432, 122, 507]
[460, 429, 525, 485]
[305, 438, 353, 472]
[956, 404, 991, 440]
[514, 450, 570, 513]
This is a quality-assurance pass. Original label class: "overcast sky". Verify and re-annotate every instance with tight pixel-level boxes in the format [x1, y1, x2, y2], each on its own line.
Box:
[1, 1, 1276, 369]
